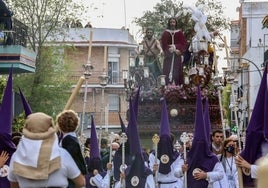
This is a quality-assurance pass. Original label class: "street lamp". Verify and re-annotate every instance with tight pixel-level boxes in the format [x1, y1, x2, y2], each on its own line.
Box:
[228, 57, 262, 133]
[229, 57, 262, 78]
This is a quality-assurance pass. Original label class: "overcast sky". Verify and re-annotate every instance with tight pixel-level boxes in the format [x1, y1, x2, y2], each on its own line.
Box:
[82, 0, 240, 38]
[80, 0, 241, 72]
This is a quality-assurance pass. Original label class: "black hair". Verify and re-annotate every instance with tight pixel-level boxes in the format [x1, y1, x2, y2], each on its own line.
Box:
[212, 130, 223, 136]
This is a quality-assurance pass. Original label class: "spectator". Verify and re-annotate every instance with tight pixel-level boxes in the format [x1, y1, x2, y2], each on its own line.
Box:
[8, 112, 85, 188]
[218, 138, 239, 188]
[85, 22, 92, 28]
[211, 130, 224, 155]
[57, 110, 87, 188]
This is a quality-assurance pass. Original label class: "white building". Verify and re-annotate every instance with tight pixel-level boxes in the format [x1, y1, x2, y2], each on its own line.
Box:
[229, 0, 268, 131]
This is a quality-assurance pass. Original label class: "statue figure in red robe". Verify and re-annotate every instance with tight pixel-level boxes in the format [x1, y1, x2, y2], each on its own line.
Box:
[161, 17, 186, 86]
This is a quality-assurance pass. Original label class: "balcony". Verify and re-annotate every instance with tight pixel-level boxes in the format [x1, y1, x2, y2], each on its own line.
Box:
[0, 18, 36, 74]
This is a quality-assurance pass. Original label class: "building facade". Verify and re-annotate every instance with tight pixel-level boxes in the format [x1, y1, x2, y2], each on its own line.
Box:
[47, 27, 137, 140]
[229, 0, 268, 132]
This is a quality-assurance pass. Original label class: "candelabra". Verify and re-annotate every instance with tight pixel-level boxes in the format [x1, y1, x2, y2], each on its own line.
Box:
[184, 39, 214, 87]
[122, 55, 161, 100]
[98, 69, 109, 147]
[123, 41, 219, 103]
[80, 61, 93, 154]
[213, 75, 226, 138]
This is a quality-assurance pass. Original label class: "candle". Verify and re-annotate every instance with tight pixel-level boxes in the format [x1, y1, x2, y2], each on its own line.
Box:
[122, 70, 128, 80]
[160, 75, 166, 86]
[130, 57, 135, 67]
[103, 45, 107, 70]
[139, 56, 144, 66]
[198, 67, 204, 76]
[88, 30, 93, 59]
[184, 76, 189, 85]
[143, 67, 149, 78]
[204, 54, 209, 65]
[139, 44, 143, 51]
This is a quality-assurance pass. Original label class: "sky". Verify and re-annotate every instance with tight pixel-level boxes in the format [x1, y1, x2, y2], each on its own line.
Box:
[82, 0, 240, 41]
[80, 0, 241, 72]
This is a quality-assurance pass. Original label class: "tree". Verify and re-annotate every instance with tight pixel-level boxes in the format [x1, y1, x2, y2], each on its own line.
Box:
[222, 83, 232, 129]
[13, 47, 73, 116]
[7, 0, 88, 115]
[133, 0, 229, 41]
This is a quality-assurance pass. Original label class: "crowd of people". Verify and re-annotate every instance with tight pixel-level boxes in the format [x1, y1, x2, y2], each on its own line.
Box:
[0, 68, 261, 188]
[0, 108, 244, 188]
[1, 5, 268, 187]
[0, 71, 268, 188]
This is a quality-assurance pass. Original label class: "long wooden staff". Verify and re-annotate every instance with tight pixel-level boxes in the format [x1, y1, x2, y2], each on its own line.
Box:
[64, 76, 85, 110]
[212, 41, 218, 75]
[152, 134, 160, 188]
[64, 29, 93, 110]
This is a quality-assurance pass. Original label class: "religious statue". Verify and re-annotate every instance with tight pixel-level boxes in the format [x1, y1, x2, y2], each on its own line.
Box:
[139, 27, 163, 79]
[160, 17, 187, 86]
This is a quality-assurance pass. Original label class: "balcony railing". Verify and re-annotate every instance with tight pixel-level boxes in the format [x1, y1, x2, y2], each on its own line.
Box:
[68, 70, 125, 86]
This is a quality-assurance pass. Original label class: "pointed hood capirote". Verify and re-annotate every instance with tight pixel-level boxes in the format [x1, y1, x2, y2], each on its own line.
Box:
[263, 61, 268, 142]
[128, 99, 142, 156]
[89, 115, 101, 159]
[133, 86, 140, 120]
[240, 63, 268, 187]
[118, 112, 126, 133]
[113, 92, 141, 182]
[187, 86, 218, 188]
[19, 87, 32, 117]
[85, 115, 107, 187]
[0, 68, 14, 135]
[125, 98, 152, 187]
[0, 68, 16, 149]
[0, 67, 16, 188]
[157, 97, 175, 174]
[264, 62, 268, 140]
[203, 98, 211, 147]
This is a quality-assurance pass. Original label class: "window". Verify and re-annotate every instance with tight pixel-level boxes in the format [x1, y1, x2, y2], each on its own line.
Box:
[108, 47, 120, 84]
[108, 58, 119, 84]
[108, 94, 120, 111]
